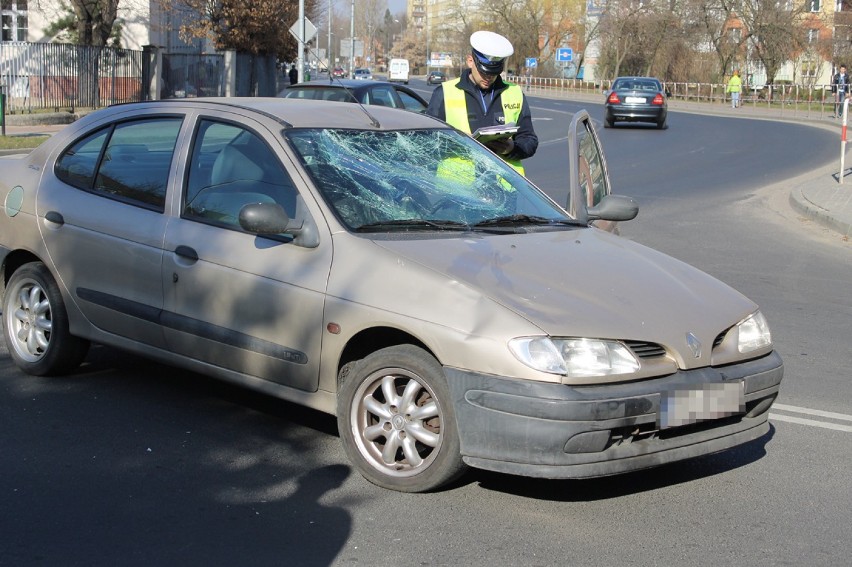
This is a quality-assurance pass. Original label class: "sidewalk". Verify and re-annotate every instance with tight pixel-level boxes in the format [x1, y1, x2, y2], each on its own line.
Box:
[1, 99, 850, 239]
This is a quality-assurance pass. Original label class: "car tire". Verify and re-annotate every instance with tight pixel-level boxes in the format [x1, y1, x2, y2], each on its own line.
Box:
[337, 344, 466, 492]
[656, 118, 667, 130]
[604, 116, 613, 128]
[2, 262, 89, 376]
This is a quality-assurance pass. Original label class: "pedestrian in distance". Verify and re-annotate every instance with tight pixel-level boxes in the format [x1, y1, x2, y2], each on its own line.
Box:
[289, 64, 299, 85]
[425, 30, 538, 175]
[831, 64, 850, 118]
[727, 70, 742, 109]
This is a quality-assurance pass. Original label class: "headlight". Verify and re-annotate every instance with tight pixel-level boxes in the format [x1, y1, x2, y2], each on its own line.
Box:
[509, 337, 640, 377]
[737, 311, 772, 353]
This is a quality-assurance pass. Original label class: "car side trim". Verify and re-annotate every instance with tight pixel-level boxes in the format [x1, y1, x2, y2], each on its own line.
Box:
[76, 287, 308, 364]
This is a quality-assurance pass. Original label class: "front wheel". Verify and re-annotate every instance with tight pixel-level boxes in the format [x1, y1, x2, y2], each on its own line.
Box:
[337, 345, 466, 492]
[2, 262, 89, 376]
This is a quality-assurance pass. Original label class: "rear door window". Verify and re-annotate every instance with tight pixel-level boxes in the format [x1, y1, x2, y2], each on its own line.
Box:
[55, 117, 182, 211]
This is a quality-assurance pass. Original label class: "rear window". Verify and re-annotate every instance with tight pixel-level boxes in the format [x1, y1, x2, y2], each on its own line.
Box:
[285, 88, 353, 102]
[614, 79, 659, 91]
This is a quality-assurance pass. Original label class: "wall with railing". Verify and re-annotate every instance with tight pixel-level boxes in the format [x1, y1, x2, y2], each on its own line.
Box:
[1, 42, 145, 113]
[1, 42, 281, 113]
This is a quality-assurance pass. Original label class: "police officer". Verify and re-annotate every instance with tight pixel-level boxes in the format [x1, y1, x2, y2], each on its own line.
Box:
[426, 31, 538, 174]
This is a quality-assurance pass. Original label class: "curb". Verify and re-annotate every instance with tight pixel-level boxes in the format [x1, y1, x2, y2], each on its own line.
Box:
[789, 184, 852, 238]
[2, 111, 81, 126]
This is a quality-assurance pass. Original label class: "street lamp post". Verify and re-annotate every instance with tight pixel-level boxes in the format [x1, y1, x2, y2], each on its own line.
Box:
[327, 0, 332, 72]
[425, 2, 429, 77]
[350, 0, 355, 78]
[298, 0, 305, 83]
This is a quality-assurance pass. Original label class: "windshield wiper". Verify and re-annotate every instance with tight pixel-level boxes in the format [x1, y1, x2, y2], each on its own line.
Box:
[355, 219, 470, 233]
[473, 214, 584, 228]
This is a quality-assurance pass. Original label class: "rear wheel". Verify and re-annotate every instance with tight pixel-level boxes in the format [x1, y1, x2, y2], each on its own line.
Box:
[656, 117, 667, 129]
[604, 116, 613, 128]
[337, 345, 466, 492]
[2, 262, 89, 376]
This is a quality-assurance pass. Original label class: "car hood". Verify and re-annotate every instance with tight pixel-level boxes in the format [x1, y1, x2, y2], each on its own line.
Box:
[370, 228, 756, 364]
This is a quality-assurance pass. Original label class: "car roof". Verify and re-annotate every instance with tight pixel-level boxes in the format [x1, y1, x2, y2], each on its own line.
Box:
[611, 77, 663, 90]
[281, 80, 428, 105]
[613, 76, 662, 81]
[96, 98, 444, 131]
[287, 79, 374, 89]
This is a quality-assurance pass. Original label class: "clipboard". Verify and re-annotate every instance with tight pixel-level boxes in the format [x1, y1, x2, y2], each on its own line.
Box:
[472, 123, 518, 143]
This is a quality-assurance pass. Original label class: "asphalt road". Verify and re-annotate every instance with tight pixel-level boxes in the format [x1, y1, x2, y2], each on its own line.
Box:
[2, 83, 851, 566]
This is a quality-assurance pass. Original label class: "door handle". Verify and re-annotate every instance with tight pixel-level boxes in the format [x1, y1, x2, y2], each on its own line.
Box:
[174, 245, 198, 261]
[44, 211, 64, 225]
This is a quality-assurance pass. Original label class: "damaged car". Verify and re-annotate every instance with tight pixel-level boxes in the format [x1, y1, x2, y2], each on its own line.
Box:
[0, 99, 782, 492]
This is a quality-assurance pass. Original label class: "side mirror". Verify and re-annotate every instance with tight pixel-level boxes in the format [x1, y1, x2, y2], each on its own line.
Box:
[238, 202, 319, 248]
[587, 194, 639, 222]
[239, 202, 299, 234]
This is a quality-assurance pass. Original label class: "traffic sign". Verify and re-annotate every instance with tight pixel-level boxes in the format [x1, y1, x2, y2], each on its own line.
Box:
[525, 57, 537, 68]
[289, 17, 317, 44]
[556, 47, 573, 62]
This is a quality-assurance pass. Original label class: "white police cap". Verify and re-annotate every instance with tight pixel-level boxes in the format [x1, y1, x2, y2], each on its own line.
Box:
[470, 31, 514, 75]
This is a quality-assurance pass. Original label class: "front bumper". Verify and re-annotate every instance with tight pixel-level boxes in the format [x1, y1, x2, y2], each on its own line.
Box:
[445, 351, 782, 479]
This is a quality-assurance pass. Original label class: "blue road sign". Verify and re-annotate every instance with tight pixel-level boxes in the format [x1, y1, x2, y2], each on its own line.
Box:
[526, 57, 537, 68]
[556, 48, 573, 62]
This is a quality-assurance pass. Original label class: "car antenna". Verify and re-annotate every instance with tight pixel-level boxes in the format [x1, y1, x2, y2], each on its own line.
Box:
[300, 40, 381, 128]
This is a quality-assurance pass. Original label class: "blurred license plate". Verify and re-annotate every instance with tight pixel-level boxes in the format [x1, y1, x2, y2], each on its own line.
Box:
[625, 96, 646, 103]
[660, 382, 745, 428]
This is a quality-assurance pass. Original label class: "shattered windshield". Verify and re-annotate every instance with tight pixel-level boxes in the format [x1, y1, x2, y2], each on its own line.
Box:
[286, 128, 576, 233]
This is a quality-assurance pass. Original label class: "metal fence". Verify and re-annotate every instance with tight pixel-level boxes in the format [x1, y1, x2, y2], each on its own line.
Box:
[508, 74, 841, 118]
[160, 52, 225, 99]
[0, 42, 144, 113]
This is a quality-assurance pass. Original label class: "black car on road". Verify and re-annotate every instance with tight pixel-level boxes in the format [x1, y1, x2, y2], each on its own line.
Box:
[604, 76, 668, 129]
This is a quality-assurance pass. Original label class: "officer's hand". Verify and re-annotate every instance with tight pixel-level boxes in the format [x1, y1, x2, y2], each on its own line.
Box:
[485, 138, 515, 156]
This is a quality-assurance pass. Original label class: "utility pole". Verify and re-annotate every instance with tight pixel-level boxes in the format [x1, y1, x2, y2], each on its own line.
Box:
[350, 0, 356, 78]
[298, 0, 306, 82]
[328, 0, 332, 72]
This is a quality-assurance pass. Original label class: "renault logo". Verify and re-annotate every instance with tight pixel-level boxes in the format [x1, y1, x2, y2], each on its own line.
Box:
[686, 332, 702, 358]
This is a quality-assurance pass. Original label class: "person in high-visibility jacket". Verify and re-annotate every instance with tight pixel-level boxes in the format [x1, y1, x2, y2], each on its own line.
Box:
[426, 31, 538, 175]
[727, 70, 742, 109]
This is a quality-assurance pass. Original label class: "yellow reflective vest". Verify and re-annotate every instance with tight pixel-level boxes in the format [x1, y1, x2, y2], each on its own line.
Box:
[441, 78, 526, 175]
[727, 75, 742, 93]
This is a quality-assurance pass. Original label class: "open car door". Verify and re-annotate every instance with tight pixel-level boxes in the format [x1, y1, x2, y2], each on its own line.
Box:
[566, 110, 637, 232]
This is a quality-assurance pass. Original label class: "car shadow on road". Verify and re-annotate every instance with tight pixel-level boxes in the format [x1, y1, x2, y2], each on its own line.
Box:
[1, 343, 356, 566]
[472, 426, 776, 501]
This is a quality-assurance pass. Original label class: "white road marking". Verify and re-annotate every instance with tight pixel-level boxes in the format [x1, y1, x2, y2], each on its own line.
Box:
[769, 403, 852, 433]
[769, 413, 852, 433]
[772, 403, 852, 422]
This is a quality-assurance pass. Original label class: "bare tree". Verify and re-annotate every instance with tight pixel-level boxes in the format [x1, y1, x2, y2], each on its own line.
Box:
[597, 1, 649, 79]
[159, 0, 317, 59]
[737, 0, 806, 85]
[42, 0, 122, 46]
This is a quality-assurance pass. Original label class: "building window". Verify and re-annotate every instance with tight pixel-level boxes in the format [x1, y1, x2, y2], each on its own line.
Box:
[1, 0, 27, 42]
[729, 28, 742, 43]
[808, 29, 819, 44]
[809, 0, 821, 10]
